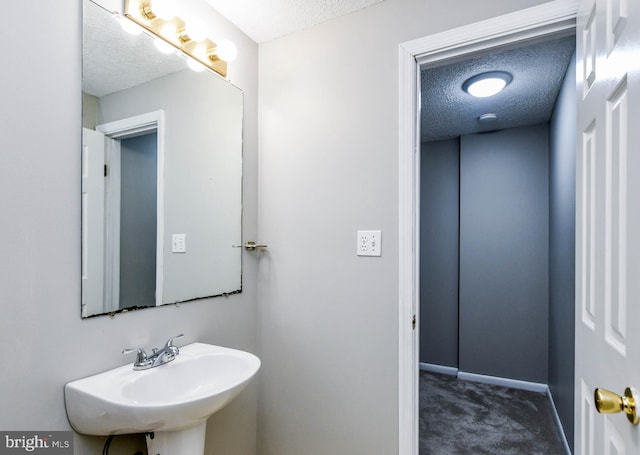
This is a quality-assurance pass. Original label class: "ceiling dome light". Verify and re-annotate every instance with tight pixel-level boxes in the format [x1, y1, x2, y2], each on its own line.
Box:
[463, 71, 512, 98]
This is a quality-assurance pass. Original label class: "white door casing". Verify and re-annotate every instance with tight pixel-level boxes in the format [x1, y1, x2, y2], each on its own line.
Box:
[575, 0, 640, 453]
[97, 110, 165, 309]
[104, 136, 121, 313]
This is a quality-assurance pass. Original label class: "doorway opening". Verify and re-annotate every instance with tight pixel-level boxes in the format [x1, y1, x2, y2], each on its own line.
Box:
[418, 34, 576, 454]
[115, 131, 159, 310]
[397, 2, 580, 454]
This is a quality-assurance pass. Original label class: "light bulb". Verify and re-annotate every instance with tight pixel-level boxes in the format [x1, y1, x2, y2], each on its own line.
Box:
[151, 0, 177, 20]
[191, 45, 207, 59]
[187, 58, 206, 72]
[159, 23, 178, 43]
[154, 37, 174, 54]
[187, 45, 207, 72]
[216, 39, 237, 62]
[186, 19, 208, 42]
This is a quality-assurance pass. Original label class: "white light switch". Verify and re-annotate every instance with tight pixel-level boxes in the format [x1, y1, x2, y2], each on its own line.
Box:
[172, 234, 186, 253]
[357, 230, 381, 257]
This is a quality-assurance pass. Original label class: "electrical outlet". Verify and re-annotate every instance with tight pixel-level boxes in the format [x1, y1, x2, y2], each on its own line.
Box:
[172, 234, 186, 253]
[357, 230, 381, 257]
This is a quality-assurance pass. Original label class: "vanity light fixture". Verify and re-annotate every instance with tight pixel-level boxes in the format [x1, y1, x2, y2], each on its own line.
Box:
[123, 0, 237, 78]
[463, 71, 512, 98]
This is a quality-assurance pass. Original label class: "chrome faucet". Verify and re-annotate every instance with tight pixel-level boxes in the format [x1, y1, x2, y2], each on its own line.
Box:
[123, 334, 184, 370]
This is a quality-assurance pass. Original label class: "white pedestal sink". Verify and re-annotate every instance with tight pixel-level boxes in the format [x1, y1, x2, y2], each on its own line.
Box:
[64, 343, 260, 454]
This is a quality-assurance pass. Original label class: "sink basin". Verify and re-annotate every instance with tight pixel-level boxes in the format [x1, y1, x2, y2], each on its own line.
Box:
[65, 342, 260, 453]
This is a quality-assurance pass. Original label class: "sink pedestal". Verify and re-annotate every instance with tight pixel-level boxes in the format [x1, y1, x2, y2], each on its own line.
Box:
[146, 422, 206, 455]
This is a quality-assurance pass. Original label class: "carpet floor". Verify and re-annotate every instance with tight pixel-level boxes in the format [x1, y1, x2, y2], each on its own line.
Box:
[419, 371, 566, 455]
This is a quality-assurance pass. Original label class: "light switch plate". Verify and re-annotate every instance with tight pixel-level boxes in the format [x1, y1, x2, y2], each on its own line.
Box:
[357, 230, 381, 257]
[172, 234, 186, 253]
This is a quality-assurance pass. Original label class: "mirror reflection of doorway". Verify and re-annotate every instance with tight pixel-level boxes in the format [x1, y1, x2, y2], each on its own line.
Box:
[118, 132, 158, 310]
[81, 111, 164, 317]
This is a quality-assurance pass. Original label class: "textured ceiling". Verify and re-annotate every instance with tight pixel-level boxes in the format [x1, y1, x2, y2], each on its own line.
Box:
[83, 1, 188, 98]
[421, 36, 576, 143]
[202, 0, 384, 43]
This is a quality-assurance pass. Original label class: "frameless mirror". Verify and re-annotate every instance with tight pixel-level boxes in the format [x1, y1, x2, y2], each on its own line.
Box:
[82, 0, 243, 318]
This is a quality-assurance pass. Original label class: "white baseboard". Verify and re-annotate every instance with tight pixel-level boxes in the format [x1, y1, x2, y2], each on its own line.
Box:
[546, 388, 573, 455]
[457, 371, 548, 393]
[419, 362, 459, 376]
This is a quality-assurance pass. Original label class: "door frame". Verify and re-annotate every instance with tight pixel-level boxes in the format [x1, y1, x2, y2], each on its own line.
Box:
[97, 110, 166, 309]
[397, 1, 580, 453]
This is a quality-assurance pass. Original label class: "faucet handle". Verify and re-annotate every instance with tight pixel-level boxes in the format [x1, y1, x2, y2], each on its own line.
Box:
[164, 334, 184, 354]
[122, 347, 148, 364]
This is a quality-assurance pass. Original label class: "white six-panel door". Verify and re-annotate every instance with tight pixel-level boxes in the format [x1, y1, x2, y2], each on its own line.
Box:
[575, 0, 640, 453]
[81, 127, 106, 317]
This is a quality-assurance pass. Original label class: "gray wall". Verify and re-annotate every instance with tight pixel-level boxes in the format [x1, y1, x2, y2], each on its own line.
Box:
[420, 126, 551, 383]
[420, 138, 460, 368]
[549, 52, 576, 450]
[257, 0, 549, 453]
[0, 2, 259, 454]
[119, 133, 157, 309]
[459, 125, 549, 383]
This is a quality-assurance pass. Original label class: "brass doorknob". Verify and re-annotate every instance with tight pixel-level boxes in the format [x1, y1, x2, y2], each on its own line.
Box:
[594, 387, 639, 425]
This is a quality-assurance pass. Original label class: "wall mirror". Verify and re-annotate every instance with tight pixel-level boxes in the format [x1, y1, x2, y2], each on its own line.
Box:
[82, 0, 243, 318]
